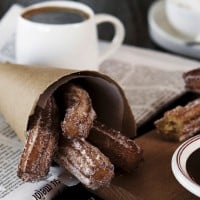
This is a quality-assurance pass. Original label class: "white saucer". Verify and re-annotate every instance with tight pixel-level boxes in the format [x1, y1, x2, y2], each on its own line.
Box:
[148, 0, 200, 59]
[171, 135, 200, 197]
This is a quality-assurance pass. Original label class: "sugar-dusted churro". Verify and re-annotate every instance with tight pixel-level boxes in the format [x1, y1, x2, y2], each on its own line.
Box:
[54, 138, 114, 189]
[60, 84, 96, 139]
[155, 98, 200, 141]
[88, 121, 143, 172]
[17, 97, 60, 181]
[183, 68, 200, 92]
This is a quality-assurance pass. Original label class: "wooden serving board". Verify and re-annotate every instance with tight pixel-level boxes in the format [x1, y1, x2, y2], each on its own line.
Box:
[94, 130, 199, 200]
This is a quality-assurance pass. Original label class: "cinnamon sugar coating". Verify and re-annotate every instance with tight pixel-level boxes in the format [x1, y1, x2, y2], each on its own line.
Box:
[88, 121, 143, 172]
[155, 98, 200, 141]
[17, 97, 60, 181]
[54, 138, 114, 189]
[183, 68, 200, 92]
[60, 84, 96, 139]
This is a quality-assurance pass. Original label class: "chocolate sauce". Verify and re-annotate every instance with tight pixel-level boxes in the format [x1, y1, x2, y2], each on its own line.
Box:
[186, 148, 200, 185]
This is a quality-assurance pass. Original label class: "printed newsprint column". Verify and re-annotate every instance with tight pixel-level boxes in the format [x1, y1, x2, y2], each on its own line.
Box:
[0, 113, 78, 200]
[100, 59, 185, 127]
[0, 125, 23, 198]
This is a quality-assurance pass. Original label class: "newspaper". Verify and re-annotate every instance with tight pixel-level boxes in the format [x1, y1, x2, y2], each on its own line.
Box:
[0, 3, 200, 200]
[100, 60, 184, 127]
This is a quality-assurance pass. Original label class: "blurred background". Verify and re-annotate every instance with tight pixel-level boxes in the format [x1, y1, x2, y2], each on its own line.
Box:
[0, 0, 157, 49]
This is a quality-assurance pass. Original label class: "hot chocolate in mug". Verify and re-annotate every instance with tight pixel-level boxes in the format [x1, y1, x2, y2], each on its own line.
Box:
[16, 1, 125, 71]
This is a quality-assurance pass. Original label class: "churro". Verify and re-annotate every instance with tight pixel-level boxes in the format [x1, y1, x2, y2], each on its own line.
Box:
[17, 97, 60, 181]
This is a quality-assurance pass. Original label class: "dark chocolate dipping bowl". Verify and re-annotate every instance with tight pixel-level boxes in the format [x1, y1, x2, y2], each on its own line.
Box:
[171, 134, 200, 197]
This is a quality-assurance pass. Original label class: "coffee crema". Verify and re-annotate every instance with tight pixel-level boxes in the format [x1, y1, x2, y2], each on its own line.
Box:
[22, 6, 90, 24]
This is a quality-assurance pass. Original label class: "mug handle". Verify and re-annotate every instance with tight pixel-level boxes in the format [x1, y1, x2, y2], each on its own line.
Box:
[94, 14, 125, 64]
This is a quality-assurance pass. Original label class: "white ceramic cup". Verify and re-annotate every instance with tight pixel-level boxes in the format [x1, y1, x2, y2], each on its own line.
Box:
[16, 1, 125, 71]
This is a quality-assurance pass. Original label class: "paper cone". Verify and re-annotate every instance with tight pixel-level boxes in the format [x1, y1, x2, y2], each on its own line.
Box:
[0, 63, 136, 143]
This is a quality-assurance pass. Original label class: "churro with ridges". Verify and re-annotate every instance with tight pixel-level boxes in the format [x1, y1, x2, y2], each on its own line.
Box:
[183, 68, 200, 92]
[54, 138, 114, 189]
[17, 97, 60, 181]
[61, 84, 96, 139]
[155, 98, 200, 141]
[88, 121, 143, 172]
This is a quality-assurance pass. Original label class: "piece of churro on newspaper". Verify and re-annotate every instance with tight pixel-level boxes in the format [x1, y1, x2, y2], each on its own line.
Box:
[154, 98, 200, 141]
[183, 68, 200, 92]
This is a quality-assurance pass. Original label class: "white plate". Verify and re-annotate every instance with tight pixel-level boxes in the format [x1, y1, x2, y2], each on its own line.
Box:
[171, 135, 200, 197]
[148, 0, 200, 59]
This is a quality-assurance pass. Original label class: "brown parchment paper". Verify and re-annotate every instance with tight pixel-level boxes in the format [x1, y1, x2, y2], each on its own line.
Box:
[0, 63, 136, 143]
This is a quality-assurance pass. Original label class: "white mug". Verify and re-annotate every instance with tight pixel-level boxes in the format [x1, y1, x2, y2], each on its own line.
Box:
[16, 1, 125, 71]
